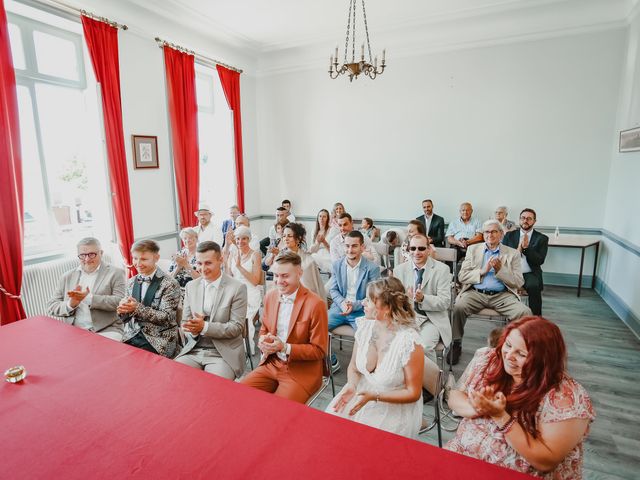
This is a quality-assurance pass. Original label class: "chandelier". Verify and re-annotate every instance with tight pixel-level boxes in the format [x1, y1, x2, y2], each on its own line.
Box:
[329, 0, 386, 81]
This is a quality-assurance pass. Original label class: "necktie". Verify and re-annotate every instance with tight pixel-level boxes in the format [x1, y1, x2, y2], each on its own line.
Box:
[415, 268, 424, 289]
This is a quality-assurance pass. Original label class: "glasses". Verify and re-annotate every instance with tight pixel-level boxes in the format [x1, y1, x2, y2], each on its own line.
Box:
[78, 252, 98, 260]
[409, 246, 428, 251]
[484, 230, 500, 235]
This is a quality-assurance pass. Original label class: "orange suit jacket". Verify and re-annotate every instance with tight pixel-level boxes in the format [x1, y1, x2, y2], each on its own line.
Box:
[260, 285, 328, 395]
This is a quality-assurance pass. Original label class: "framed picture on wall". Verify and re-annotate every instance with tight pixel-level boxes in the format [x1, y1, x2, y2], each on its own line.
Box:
[132, 135, 159, 169]
[619, 126, 640, 153]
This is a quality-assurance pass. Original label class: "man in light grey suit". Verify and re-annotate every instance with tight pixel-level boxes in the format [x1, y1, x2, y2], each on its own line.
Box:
[450, 219, 532, 365]
[175, 241, 248, 380]
[393, 233, 452, 353]
[47, 237, 126, 340]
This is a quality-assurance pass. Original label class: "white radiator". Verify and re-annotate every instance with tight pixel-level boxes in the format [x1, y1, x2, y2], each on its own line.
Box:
[22, 255, 113, 318]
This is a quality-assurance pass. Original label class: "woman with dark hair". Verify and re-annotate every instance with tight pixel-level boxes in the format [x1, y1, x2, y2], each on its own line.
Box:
[309, 209, 332, 272]
[326, 277, 424, 438]
[265, 222, 326, 301]
[359, 217, 381, 243]
[446, 316, 594, 478]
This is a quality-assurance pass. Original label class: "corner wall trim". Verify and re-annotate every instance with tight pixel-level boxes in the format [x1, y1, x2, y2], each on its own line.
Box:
[595, 278, 640, 341]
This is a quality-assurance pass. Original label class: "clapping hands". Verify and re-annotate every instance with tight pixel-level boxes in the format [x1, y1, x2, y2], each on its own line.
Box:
[258, 333, 285, 355]
[67, 285, 89, 308]
[117, 296, 138, 315]
[469, 385, 507, 419]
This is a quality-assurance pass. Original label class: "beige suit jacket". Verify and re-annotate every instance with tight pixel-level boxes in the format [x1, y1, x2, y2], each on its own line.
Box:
[458, 243, 524, 296]
[177, 274, 248, 378]
[394, 256, 452, 346]
[46, 262, 126, 333]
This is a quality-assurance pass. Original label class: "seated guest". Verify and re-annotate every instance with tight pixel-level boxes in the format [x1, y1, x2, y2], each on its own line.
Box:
[445, 202, 483, 259]
[47, 237, 125, 340]
[359, 217, 381, 243]
[168, 227, 201, 288]
[495, 206, 516, 232]
[393, 234, 452, 356]
[329, 213, 380, 264]
[194, 203, 222, 245]
[222, 214, 261, 259]
[225, 226, 263, 355]
[282, 199, 296, 222]
[309, 208, 333, 272]
[240, 251, 328, 404]
[175, 241, 248, 379]
[265, 223, 326, 301]
[328, 202, 346, 237]
[449, 220, 531, 365]
[117, 240, 181, 358]
[502, 208, 549, 315]
[259, 206, 289, 255]
[396, 220, 431, 266]
[446, 316, 594, 478]
[221, 204, 241, 247]
[415, 199, 445, 247]
[374, 228, 406, 272]
[329, 231, 381, 372]
[326, 277, 424, 439]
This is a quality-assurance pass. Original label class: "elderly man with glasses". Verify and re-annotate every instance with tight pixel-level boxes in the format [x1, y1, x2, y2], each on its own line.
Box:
[47, 237, 126, 340]
[449, 220, 531, 365]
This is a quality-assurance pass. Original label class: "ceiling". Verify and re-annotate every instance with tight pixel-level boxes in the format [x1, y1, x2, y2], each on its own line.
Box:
[124, 0, 638, 54]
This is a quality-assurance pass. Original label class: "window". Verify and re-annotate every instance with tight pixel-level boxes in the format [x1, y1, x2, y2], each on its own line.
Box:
[7, 1, 113, 259]
[195, 64, 237, 222]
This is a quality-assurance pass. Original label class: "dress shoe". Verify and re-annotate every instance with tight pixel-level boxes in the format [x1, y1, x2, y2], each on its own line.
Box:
[446, 342, 462, 366]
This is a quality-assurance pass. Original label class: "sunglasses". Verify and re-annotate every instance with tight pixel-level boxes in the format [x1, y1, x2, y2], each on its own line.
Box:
[409, 246, 428, 251]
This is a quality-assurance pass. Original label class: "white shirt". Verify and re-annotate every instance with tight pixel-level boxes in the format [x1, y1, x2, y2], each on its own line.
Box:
[519, 229, 533, 274]
[200, 275, 222, 335]
[69, 264, 101, 330]
[345, 258, 362, 302]
[197, 222, 222, 245]
[276, 289, 298, 361]
[424, 214, 433, 234]
[287, 212, 296, 222]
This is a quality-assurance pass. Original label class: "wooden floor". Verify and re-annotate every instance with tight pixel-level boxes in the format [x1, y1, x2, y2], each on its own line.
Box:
[293, 286, 640, 480]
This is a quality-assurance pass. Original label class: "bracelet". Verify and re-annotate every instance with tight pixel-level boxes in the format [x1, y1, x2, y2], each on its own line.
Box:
[496, 415, 516, 434]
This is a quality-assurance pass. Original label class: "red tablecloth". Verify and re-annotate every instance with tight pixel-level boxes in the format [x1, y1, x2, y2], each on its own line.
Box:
[0, 317, 532, 479]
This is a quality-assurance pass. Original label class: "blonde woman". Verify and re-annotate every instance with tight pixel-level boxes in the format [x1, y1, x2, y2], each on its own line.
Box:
[169, 228, 201, 287]
[326, 277, 424, 438]
[226, 226, 262, 355]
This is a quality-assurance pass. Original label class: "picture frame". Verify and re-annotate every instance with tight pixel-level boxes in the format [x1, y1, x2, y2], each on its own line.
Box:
[132, 135, 159, 169]
[619, 126, 640, 153]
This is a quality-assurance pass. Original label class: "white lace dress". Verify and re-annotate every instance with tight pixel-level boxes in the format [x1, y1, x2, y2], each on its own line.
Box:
[325, 318, 423, 438]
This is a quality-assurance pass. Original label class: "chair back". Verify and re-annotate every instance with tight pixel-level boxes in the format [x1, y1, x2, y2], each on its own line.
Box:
[433, 247, 457, 263]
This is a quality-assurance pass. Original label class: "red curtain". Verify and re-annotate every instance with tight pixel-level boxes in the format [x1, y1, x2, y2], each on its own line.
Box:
[216, 65, 246, 213]
[0, 0, 27, 325]
[163, 46, 199, 228]
[81, 16, 136, 276]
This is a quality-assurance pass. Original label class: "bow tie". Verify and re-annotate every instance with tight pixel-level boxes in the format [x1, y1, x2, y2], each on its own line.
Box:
[137, 275, 152, 284]
[280, 295, 294, 304]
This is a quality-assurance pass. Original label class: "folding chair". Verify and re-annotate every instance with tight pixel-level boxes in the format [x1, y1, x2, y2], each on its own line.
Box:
[306, 333, 336, 406]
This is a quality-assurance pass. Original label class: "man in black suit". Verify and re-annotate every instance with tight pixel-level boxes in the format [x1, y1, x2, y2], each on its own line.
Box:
[415, 199, 445, 247]
[502, 208, 548, 315]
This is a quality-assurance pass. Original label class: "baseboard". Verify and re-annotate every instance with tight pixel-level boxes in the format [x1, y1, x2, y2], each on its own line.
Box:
[543, 272, 594, 288]
[595, 278, 640, 341]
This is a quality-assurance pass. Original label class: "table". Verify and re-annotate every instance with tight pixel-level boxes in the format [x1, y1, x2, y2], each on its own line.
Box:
[0, 317, 532, 480]
[547, 234, 600, 297]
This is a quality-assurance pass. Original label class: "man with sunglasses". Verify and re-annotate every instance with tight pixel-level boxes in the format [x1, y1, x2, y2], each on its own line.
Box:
[502, 208, 548, 315]
[47, 237, 126, 340]
[449, 220, 531, 365]
[394, 233, 452, 355]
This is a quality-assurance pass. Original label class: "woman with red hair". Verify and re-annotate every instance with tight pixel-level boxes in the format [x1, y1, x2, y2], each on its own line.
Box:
[446, 316, 594, 478]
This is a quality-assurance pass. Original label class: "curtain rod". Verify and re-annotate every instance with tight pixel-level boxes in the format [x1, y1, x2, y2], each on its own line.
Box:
[155, 37, 243, 74]
[24, 0, 127, 29]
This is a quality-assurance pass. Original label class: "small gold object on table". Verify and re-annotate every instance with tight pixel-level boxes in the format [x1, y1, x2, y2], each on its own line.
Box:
[4, 365, 27, 383]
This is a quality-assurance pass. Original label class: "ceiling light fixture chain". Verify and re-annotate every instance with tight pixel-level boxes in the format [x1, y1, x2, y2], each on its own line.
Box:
[328, 0, 386, 82]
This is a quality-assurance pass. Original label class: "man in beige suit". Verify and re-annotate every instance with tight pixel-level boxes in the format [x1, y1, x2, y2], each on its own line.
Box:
[450, 219, 531, 365]
[393, 233, 452, 353]
[47, 237, 125, 340]
[174, 241, 248, 379]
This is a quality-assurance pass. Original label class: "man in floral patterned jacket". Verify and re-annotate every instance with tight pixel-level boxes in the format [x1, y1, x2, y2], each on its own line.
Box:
[117, 240, 181, 358]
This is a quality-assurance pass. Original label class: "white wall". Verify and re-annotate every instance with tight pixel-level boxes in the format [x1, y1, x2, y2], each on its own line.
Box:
[256, 30, 624, 228]
[600, 7, 640, 324]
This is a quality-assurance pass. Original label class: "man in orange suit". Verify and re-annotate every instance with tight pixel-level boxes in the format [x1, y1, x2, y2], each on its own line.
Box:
[240, 251, 328, 403]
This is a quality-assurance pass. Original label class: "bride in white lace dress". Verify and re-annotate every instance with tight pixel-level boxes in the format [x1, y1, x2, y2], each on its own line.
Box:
[326, 277, 424, 438]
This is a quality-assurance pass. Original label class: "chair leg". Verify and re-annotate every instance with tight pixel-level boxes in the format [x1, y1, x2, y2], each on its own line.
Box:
[244, 336, 254, 370]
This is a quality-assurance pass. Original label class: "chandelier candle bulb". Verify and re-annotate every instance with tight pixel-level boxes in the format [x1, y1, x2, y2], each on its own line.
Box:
[361, 44, 365, 60]
[374, 56, 378, 68]
[335, 46, 338, 60]
[382, 49, 386, 63]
